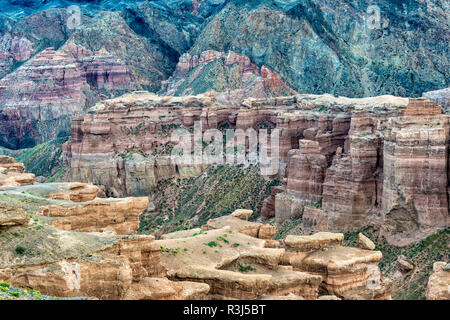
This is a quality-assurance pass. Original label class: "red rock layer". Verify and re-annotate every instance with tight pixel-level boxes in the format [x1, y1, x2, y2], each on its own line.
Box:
[301, 98, 450, 243]
[0, 33, 34, 77]
[162, 50, 297, 103]
[66, 93, 449, 244]
[0, 43, 133, 147]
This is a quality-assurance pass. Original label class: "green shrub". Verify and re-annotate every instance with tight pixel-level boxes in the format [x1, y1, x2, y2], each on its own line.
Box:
[238, 263, 256, 273]
[205, 241, 218, 248]
[15, 246, 26, 255]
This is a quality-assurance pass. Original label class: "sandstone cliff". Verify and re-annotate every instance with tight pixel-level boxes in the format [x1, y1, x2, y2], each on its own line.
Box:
[0, 161, 208, 300]
[157, 209, 391, 300]
[0, 159, 392, 300]
[65, 92, 450, 245]
[0, 155, 35, 187]
[426, 262, 450, 300]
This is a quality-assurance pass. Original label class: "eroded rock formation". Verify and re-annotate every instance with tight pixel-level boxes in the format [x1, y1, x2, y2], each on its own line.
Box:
[0, 33, 34, 78]
[423, 88, 450, 113]
[161, 50, 297, 104]
[157, 209, 390, 300]
[66, 92, 449, 245]
[426, 262, 450, 300]
[281, 232, 391, 299]
[0, 161, 207, 300]
[0, 156, 35, 187]
[0, 42, 134, 149]
[0, 161, 392, 300]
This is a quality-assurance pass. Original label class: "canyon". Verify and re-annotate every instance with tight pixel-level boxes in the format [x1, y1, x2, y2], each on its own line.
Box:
[0, 0, 448, 301]
[65, 91, 449, 246]
[0, 157, 392, 300]
[1, 0, 449, 150]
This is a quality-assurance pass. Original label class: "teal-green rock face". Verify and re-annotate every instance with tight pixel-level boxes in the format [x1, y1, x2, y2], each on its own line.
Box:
[190, 0, 449, 98]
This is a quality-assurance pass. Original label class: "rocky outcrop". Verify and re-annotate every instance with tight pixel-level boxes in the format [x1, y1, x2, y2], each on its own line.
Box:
[0, 152, 394, 301]
[157, 210, 390, 300]
[157, 209, 322, 300]
[0, 165, 206, 300]
[65, 92, 231, 196]
[40, 196, 148, 235]
[1, 158, 146, 235]
[44, 182, 99, 202]
[1, 1, 448, 153]
[161, 50, 297, 104]
[3, 1, 448, 102]
[261, 186, 284, 220]
[276, 140, 328, 222]
[0, 178, 390, 301]
[423, 88, 450, 113]
[282, 232, 392, 299]
[202, 209, 276, 240]
[357, 233, 375, 251]
[0, 228, 207, 300]
[62, 92, 357, 197]
[0, 181, 147, 235]
[0, 41, 136, 149]
[64, 43, 133, 92]
[0, 156, 35, 187]
[158, 226, 322, 300]
[282, 96, 449, 245]
[380, 110, 449, 244]
[396, 255, 414, 273]
[0, 205, 29, 230]
[190, 0, 449, 98]
[426, 262, 450, 300]
[0, 33, 34, 78]
[0, 47, 88, 149]
[66, 92, 450, 244]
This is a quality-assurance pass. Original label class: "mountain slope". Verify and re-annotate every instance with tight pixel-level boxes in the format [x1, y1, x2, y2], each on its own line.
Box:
[190, 0, 449, 97]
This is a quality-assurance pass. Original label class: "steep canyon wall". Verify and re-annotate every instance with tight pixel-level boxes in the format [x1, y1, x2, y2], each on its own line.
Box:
[65, 92, 449, 244]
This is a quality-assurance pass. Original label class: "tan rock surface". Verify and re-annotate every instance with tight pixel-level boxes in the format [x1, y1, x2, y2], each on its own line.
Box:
[0, 205, 29, 230]
[357, 233, 375, 251]
[157, 223, 322, 300]
[45, 183, 99, 202]
[203, 209, 276, 240]
[281, 232, 391, 300]
[0, 156, 35, 187]
[397, 255, 414, 272]
[285, 232, 344, 251]
[65, 91, 447, 246]
[426, 262, 450, 300]
[40, 196, 148, 235]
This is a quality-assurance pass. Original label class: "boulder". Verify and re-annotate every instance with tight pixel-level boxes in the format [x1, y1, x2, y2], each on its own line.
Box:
[357, 233, 375, 251]
[397, 255, 414, 272]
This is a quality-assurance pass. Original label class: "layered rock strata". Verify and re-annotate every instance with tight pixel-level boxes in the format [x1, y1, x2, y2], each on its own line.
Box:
[1, 182, 148, 236]
[161, 50, 297, 103]
[157, 209, 390, 300]
[425, 262, 450, 300]
[0, 164, 207, 300]
[281, 233, 392, 299]
[0, 161, 391, 300]
[66, 92, 450, 244]
[0, 43, 133, 149]
[0, 156, 35, 187]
